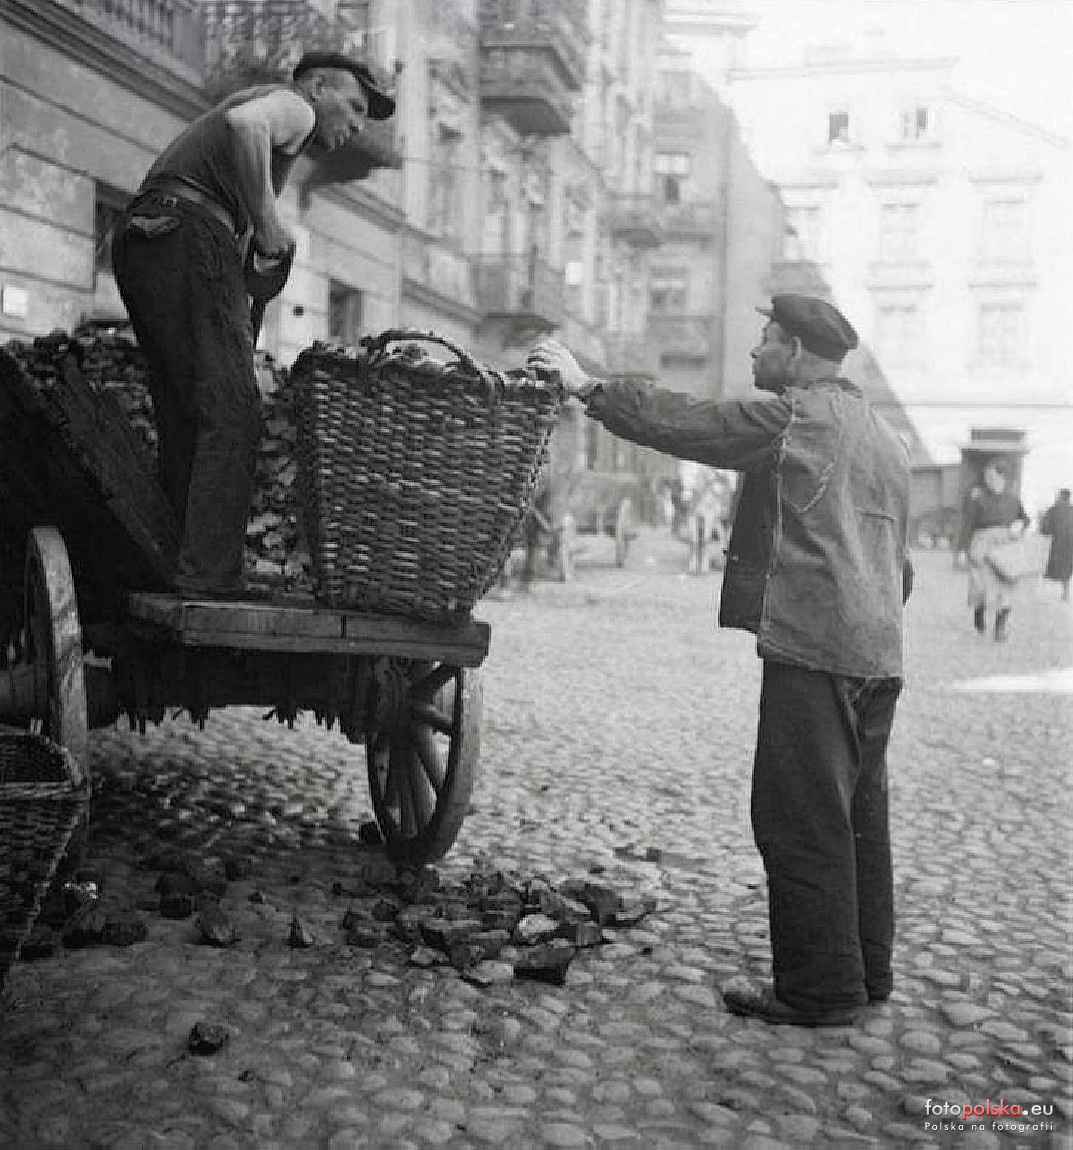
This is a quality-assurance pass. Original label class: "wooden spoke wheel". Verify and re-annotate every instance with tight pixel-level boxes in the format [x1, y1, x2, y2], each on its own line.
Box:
[366, 662, 482, 866]
[24, 527, 88, 784]
[614, 498, 634, 568]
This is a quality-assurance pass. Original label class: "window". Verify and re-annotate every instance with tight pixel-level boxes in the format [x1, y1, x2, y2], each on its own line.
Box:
[428, 122, 462, 240]
[876, 302, 922, 367]
[655, 152, 691, 204]
[827, 111, 851, 146]
[482, 171, 509, 254]
[900, 105, 931, 142]
[585, 419, 600, 470]
[650, 271, 688, 314]
[978, 302, 1024, 366]
[657, 70, 693, 109]
[878, 202, 919, 261]
[784, 205, 823, 261]
[329, 281, 364, 345]
[981, 198, 1029, 262]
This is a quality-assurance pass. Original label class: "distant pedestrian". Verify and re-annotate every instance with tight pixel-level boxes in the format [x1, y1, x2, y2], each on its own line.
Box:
[1040, 488, 1073, 601]
[956, 460, 1030, 641]
[530, 294, 913, 1028]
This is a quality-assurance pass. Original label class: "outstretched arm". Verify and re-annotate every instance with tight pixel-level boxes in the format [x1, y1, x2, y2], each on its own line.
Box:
[528, 339, 789, 471]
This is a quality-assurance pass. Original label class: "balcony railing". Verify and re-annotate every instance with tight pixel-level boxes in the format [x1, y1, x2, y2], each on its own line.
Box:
[479, 49, 576, 136]
[200, 1, 394, 96]
[56, 0, 205, 72]
[604, 334, 660, 378]
[475, 256, 565, 329]
[198, 1, 401, 181]
[403, 232, 478, 312]
[648, 313, 714, 362]
[658, 199, 719, 240]
[478, 0, 589, 89]
[609, 195, 663, 249]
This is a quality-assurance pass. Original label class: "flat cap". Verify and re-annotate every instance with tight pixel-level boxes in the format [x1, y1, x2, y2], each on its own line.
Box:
[757, 294, 858, 361]
[293, 51, 395, 120]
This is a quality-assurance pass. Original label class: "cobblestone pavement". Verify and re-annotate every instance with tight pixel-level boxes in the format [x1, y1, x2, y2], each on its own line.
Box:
[1, 532, 1071, 1150]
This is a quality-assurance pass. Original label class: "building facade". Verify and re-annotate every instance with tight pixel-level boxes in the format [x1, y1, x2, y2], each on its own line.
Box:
[724, 38, 1073, 519]
[0, 0, 786, 515]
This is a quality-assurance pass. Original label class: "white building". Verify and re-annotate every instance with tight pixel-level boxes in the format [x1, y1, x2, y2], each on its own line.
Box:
[723, 38, 1072, 518]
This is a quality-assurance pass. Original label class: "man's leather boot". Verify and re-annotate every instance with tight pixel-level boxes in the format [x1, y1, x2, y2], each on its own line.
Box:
[994, 608, 1010, 641]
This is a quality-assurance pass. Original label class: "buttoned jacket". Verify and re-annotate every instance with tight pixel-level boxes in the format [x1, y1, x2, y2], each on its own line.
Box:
[586, 376, 910, 677]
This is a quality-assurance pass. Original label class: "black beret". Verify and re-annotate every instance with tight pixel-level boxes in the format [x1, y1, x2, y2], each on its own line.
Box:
[757, 294, 858, 361]
[292, 51, 395, 120]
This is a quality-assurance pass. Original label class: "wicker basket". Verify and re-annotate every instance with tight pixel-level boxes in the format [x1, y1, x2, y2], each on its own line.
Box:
[0, 730, 90, 988]
[290, 330, 564, 620]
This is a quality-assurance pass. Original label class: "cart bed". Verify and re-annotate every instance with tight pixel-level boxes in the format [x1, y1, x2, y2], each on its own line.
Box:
[127, 594, 490, 667]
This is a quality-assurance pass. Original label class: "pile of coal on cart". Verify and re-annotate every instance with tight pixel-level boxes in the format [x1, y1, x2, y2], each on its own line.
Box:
[0, 324, 316, 655]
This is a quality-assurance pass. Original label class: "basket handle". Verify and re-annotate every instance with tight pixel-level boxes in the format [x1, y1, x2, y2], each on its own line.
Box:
[360, 329, 484, 379]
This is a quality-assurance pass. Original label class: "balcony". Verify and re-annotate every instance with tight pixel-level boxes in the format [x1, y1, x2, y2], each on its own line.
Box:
[42, 0, 204, 78]
[658, 199, 719, 241]
[199, 1, 402, 181]
[649, 314, 714, 363]
[300, 120, 402, 188]
[479, 49, 577, 136]
[609, 195, 663, 249]
[478, 0, 588, 136]
[59, 0, 203, 69]
[403, 231, 479, 317]
[604, 334, 660, 379]
[476, 256, 565, 332]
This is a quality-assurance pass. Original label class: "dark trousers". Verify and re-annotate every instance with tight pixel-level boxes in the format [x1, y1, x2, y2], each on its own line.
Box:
[751, 660, 901, 1012]
[112, 194, 261, 593]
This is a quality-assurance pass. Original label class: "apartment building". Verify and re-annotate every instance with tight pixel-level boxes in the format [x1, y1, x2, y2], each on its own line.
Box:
[0, 0, 787, 518]
[650, 42, 783, 404]
[725, 38, 1073, 516]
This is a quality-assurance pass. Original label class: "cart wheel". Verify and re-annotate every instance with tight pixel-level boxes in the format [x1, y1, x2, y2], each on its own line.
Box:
[366, 663, 482, 866]
[554, 514, 576, 583]
[24, 528, 88, 784]
[614, 498, 634, 568]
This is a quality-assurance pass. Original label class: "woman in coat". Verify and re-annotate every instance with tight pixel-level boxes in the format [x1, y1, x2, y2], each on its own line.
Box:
[1041, 488, 1073, 601]
[956, 459, 1030, 641]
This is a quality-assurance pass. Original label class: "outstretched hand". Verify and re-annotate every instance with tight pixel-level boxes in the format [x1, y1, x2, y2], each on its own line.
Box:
[527, 340, 594, 398]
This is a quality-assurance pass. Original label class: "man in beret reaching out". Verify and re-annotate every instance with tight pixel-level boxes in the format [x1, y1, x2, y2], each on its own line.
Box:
[529, 295, 913, 1026]
[113, 51, 394, 598]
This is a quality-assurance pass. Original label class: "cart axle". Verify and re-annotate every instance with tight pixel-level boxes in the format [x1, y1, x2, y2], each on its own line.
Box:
[0, 657, 118, 730]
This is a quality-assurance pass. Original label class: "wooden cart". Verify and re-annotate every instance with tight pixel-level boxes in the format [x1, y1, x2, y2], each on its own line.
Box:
[0, 526, 488, 866]
[0, 342, 493, 867]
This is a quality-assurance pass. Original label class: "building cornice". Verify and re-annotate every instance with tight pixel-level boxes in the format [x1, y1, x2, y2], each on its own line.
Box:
[401, 278, 483, 328]
[967, 170, 1043, 187]
[778, 173, 840, 191]
[729, 56, 958, 82]
[299, 172, 407, 233]
[865, 170, 939, 188]
[1, 0, 208, 121]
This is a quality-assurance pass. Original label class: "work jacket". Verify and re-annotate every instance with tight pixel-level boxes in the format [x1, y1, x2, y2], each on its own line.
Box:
[586, 376, 910, 678]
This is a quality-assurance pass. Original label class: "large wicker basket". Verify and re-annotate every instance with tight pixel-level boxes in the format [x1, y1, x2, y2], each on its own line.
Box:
[0, 730, 90, 988]
[290, 330, 564, 620]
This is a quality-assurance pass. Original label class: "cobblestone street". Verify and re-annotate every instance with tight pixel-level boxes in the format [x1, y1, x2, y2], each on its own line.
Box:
[1, 531, 1070, 1150]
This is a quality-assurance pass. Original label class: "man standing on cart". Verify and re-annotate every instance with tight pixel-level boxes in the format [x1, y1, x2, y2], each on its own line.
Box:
[112, 52, 394, 598]
[529, 296, 913, 1027]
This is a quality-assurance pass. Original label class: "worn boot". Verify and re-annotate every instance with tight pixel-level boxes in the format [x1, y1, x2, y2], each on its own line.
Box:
[973, 606, 987, 633]
[994, 608, 1010, 642]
